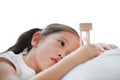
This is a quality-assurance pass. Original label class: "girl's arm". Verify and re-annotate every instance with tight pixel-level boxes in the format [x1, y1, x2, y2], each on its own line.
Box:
[30, 44, 100, 80]
[0, 58, 19, 80]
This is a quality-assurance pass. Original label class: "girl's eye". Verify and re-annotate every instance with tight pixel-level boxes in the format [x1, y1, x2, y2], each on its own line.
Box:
[59, 40, 65, 47]
[61, 41, 65, 46]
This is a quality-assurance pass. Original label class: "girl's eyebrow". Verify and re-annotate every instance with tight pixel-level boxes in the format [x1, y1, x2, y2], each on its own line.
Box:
[61, 36, 69, 44]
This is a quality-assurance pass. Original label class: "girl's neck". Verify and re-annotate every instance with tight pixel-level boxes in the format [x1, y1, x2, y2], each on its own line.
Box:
[23, 52, 42, 74]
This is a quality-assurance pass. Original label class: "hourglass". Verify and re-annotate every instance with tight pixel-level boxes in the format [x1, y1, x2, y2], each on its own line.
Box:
[80, 23, 92, 46]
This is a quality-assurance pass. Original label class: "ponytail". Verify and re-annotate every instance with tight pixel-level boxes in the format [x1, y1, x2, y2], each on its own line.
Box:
[5, 28, 43, 54]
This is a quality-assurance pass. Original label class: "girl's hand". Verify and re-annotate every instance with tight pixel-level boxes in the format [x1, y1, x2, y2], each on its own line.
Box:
[96, 43, 118, 52]
[79, 44, 100, 60]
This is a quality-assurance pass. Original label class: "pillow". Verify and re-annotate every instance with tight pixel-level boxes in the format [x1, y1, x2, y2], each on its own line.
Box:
[62, 49, 120, 80]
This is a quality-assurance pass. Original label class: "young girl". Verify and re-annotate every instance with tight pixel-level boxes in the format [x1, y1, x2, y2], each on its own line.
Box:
[0, 23, 117, 80]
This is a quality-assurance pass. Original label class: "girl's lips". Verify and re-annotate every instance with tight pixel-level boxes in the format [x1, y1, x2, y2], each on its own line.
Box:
[50, 57, 60, 63]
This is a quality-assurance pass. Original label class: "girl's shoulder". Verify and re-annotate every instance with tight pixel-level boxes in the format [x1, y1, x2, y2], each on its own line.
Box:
[0, 51, 20, 62]
[0, 51, 36, 80]
[0, 51, 16, 66]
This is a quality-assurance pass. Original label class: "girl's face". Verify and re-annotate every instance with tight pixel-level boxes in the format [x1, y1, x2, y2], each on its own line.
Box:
[30, 31, 80, 71]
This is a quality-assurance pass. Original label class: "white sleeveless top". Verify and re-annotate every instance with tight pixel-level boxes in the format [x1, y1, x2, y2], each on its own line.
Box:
[0, 51, 36, 80]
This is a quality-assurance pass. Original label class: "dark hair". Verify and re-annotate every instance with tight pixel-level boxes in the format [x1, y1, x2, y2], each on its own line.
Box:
[4, 28, 43, 54]
[5, 23, 79, 54]
[42, 23, 79, 37]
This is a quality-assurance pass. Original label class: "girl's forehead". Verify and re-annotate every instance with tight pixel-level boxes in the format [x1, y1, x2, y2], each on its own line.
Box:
[50, 32, 79, 44]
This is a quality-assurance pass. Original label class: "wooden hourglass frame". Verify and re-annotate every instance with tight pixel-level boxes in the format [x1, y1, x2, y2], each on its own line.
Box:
[79, 23, 92, 46]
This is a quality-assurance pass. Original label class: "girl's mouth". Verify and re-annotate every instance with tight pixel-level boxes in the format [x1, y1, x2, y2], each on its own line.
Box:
[50, 57, 60, 63]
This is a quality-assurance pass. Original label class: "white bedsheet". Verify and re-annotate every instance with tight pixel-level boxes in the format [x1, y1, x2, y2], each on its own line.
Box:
[62, 49, 120, 80]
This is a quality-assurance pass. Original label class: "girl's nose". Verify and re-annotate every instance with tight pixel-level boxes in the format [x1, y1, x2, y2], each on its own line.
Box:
[58, 53, 63, 59]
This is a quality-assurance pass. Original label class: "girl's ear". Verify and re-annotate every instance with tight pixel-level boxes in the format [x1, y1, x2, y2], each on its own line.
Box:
[31, 32, 42, 47]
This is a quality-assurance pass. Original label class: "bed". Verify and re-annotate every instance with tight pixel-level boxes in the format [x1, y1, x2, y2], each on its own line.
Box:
[62, 49, 120, 80]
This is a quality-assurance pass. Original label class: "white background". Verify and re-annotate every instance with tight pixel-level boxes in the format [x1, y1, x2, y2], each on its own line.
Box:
[0, 0, 120, 52]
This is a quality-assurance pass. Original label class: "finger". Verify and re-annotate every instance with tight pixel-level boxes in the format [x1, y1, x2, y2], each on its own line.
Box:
[96, 44, 105, 52]
[109, 44, 118, 49]
[102, 43, 118, 50]
[104, 45, 112, 50]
